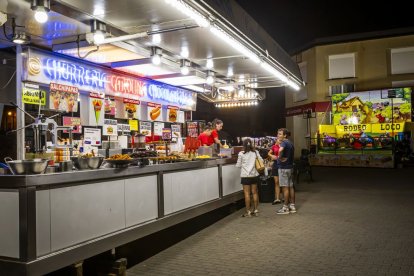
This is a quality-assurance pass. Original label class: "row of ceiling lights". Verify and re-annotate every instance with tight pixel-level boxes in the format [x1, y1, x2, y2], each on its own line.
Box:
[7, 0, 301, 92]
[163, 0, 301, 91]
[86, 0, 302, 91]
[215, 101, 259, 108]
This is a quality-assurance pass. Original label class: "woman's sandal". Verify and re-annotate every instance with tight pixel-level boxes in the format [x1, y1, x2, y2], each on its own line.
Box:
[241, 210, 252, 217]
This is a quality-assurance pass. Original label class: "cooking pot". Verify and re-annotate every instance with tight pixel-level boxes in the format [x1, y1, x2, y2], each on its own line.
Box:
[4, 157, 49, 175]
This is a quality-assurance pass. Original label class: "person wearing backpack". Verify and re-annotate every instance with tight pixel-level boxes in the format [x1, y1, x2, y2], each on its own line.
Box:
[236, 138, 263, 217]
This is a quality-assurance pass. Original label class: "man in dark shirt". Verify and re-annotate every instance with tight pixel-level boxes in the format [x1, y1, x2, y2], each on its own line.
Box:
[276, 128, 296, 215]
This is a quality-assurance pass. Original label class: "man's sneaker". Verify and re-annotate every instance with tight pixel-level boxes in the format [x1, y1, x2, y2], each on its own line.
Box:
[253, 209, 259, 216]
[272, 199, 282, 205]
[276, 206, 290, 215]
[289, 205, 297, 214]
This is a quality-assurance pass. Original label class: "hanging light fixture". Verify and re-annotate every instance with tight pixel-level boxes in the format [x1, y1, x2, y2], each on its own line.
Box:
[31, 0, 50, 23]
[206, 71, 215, 85]
[90, 19, 107, 44]
[10, 18, 30, 44]
[12, 32, 30, 44]
[151, 47, 162, 65]
[180, 60, 191, 75]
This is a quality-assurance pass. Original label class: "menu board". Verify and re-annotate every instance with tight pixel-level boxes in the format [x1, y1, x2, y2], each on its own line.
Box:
[153, 122, 164, 136]
[123, 99, 140, 119]
[148, 102, 162, 121]
[49, 83, 79, 112]
[84, 128, 101, 146]
[139, 121, 152, 136]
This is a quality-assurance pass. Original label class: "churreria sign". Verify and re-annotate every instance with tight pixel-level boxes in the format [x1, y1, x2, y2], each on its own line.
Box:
[25, 50, 197, 110]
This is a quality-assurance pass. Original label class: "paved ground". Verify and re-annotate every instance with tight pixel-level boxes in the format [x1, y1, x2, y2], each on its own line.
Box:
[127, 167, 414, 275]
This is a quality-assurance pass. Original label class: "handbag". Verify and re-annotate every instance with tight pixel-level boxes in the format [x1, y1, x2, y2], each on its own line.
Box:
[255, 152, 265, 173]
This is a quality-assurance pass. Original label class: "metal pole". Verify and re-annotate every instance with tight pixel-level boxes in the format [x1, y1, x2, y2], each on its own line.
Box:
[16, 46, 25, 160]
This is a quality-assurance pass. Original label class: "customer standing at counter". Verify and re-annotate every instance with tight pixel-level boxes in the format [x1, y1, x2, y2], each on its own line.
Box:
[236, 138, 263, 217]
[211, 119, 223, 151]
[276, 128, 296, 215]
[268, 138, 282, 205]
[197, 123, 213, 146]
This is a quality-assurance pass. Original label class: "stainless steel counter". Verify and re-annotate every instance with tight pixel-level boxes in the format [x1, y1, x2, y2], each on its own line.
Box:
[0, 158, 237, 188]
[0, 157, 242, 276]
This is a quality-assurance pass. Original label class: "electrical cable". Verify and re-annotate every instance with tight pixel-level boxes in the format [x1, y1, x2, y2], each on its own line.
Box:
[76, 35, 99, 59]
[0, 70, 16, 89]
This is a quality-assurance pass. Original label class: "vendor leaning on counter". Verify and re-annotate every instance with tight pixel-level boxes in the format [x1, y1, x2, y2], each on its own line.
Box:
[211, 118, 224, 151]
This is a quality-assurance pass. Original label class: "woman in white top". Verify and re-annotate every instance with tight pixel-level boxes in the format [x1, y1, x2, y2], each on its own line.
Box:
[236, 138, 264, 217]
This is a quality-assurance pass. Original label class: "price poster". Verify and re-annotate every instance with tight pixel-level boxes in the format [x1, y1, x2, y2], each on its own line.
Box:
[162, 128, 172, 140]
[128, 119, 138, 131]
[22, 85, 46, 106]
[154, 122, 165, 136]
[103, 119, 118, 136]
[171, 124, 181, 138]
[84, 128, 101, 145]
[139, 121, 152, 136]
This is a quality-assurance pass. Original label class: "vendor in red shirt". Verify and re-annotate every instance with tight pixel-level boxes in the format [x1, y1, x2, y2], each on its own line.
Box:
[198, 123, 214, 146]
[211, 119, 224, 149]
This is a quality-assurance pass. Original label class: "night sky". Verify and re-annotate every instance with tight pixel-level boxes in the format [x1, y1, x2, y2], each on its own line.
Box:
[235, 0, 414, 53]
[197, 1, 414, 138]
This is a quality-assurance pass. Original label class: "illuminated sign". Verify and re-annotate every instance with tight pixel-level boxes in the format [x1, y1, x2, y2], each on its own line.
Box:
[147, 84, 194, 107]
[25, 49, 198, 110]
[44, 58, 106, 90]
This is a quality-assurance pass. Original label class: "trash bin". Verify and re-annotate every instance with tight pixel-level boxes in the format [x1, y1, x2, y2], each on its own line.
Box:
[258, 175, 275, 203]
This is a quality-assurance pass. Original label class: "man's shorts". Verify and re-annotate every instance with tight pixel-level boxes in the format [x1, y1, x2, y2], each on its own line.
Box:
[278, 169, 294, 187]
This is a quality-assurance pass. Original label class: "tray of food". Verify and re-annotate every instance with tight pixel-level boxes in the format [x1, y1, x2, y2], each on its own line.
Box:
[105, 154, 138, 168]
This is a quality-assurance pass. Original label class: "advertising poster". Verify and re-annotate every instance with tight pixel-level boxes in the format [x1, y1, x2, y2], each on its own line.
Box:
[167, 106, 179, 122]
[22, 85, 46, 106]
[104, 98, 116, 115]
[103, 119, 118, 136]
[49, 83, 79, 112]
[147, 102, 162, 121]
[62, 116, 82, 134]
[187, 122, 198, 138]
[124, 98, 140, 119]
[153, 122, 164, 136]
[332, 88, 411, 125]
[139, 121, 152, 136]
[84, 128, 101, 146]
[89, 92, 104, 126]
